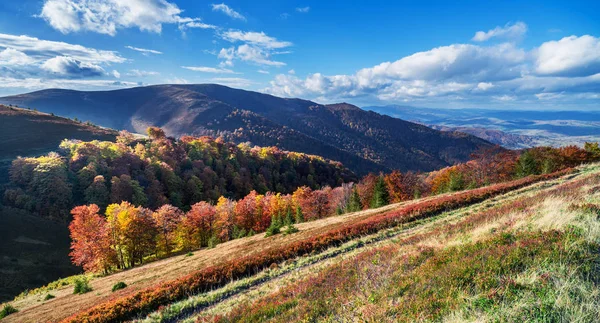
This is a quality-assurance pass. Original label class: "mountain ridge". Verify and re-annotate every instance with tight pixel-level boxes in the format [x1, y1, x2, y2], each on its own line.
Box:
[0, 84, 493, 175]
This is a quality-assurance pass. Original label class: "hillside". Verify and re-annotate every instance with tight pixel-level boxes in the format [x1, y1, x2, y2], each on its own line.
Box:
[0, 105, 117, 183]
[0, 85, 493, 175]
[2, 163, 599, 322]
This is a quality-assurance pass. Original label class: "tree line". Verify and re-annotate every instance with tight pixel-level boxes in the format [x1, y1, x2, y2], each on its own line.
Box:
[67, 136, 600, 274]
[3, 127, 356, 222]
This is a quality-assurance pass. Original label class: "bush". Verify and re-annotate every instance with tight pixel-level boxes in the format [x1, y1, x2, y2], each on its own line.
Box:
[44, 294, 55, 301]
[0, 304, 18, 319]
[112, 282, 127, 292]
[73, 278, 92, 294]
[284, 224, 299, 235]
[185, 252, 194, 257]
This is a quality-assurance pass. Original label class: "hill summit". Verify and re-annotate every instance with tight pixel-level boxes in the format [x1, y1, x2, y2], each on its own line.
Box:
[0, 84, 493, 175]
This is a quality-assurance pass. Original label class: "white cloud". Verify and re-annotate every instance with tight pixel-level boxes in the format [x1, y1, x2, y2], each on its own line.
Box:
[472, 22, 527, 42]
[125, 46, 163, 55]
[263, 34, 600, 105]
[112, 70, 120, 78]
[183, 21, 217, 29]
[477, 82, 494, 90]
[39, 0, 209, 36]
[257, 70, 269, 74]
[0, 76, 138, 91]
[0, 48, 35, 66]
[182, 66, 237, 73]
[296, 7, 310, 13]
[219, 45, 286, 67]
[41, 56, 105, 77]
[216, 30, 291, 67]
[535, 35, 600, 76]
[220, 30, 292, 49]
[211, 3, 246, 21]
[126, 69, 160, 77]
[288, 69, 295, 74]
[0, 33, 125, 64]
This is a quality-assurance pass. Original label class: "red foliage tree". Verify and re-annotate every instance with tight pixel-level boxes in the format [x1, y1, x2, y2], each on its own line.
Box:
[69, 204, 115, 273]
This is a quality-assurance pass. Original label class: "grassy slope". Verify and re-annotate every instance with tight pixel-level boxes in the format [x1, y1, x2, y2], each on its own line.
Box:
[0, 104, 117, 183]
[185, 164, 600, 323]
[0, 165, 594, 323]
[0, 105, 117, 303]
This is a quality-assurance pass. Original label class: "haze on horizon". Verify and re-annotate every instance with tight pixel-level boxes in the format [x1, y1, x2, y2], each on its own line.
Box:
[0, 0, 598, 110]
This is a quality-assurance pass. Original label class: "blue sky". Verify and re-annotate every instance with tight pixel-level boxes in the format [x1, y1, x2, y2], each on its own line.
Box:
[0, 0, 598, 109]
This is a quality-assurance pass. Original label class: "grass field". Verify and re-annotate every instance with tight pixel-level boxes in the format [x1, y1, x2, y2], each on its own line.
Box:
[1, 164, 597, 322]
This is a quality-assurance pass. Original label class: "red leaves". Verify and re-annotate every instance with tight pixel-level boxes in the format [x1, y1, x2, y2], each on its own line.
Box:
[61, 168, 572, 323]
[69, 205, 115, 273]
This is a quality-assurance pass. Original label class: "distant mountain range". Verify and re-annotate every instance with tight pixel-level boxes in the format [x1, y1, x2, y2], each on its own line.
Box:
[365, 105, 600, 149]
[0, 84, 492, 175]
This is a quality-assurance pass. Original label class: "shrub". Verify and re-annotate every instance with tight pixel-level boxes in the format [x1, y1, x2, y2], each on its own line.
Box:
[44, 294, 55, 301]
[284, 224, 299, 235]
[0, 304, 18, 319]
[73, 278, 92, 294]
[185, 252, 194, 257]
[112, 282, 127, 292]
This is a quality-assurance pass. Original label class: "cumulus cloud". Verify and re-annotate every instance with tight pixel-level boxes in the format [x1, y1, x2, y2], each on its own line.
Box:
[125, 46, 163, 55]
[212, 3, 246, 21]
[296, 7, 310, 13]
[264, 34, 600, 106]
[218, 45, 286, 67]
[216, 30, 292, 67]
[0, 48, 35, 66]
[534, 35, 600, 76]
[39, 0, 211, 36]
[472, 22, 527, 42]
[112, 70, 120, 78]
[182, 66, 237, 73]
[41, 56, 105, 77]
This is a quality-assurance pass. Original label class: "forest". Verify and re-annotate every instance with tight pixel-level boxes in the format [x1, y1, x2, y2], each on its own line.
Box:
[2, 127, 355, 222]
[4, 127, 600, 274]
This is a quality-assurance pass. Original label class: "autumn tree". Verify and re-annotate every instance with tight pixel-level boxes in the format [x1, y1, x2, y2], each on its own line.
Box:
[106, 202, 157, 268]
[177, 201, 216, 250]
[152, 204, 184, 256]
[69, 205, 115, 273]
[214, 196, 236, 242]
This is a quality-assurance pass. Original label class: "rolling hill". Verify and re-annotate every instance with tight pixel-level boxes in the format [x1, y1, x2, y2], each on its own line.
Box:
[2, 164, 598, 322]
[0, 105, 117, 183]
[0, 85, 493, 175]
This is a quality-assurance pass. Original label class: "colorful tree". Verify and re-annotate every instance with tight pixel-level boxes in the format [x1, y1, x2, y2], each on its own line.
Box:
[214, 196, 236, 242]
[178, 201, 216, 250]
[69, 205, 115, 273]
[152, 204, 184, 256]
[106, 202, 157, 268]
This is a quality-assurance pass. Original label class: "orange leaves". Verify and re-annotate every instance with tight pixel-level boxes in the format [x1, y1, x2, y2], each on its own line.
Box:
[69, 205, 115, 273]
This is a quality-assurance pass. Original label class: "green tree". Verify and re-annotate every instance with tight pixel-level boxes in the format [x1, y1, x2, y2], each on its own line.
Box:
[370, 176, 389, 208]
[347, 187, 362, 212]
[515, 150, 538, 178]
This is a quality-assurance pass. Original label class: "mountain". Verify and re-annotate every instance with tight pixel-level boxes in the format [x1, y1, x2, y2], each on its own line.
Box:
[0, 105, 117, 183]
[365, 105, 600, 149]
[0, 85, 493, 175]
